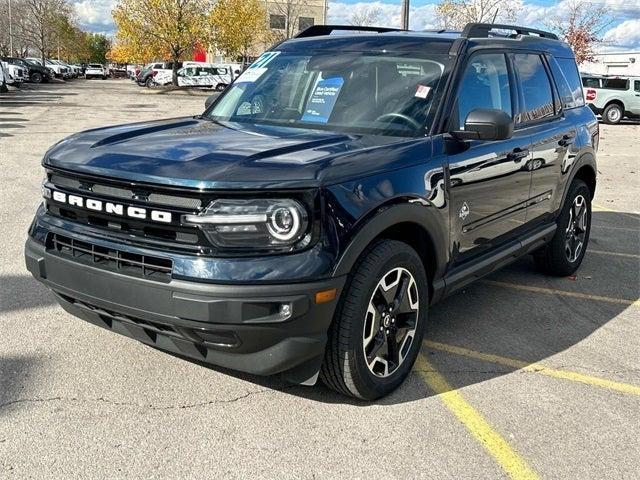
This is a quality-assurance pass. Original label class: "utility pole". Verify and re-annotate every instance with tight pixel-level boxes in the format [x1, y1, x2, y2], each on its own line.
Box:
[8, 0, 14, 56]
[400, 0, 410, 30]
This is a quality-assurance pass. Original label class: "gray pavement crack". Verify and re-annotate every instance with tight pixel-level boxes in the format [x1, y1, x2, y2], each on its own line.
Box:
[0, 385, 298, 411]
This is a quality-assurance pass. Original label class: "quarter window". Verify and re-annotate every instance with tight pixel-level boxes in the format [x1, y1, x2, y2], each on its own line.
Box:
[513, 54, 555, 123]
[549, 57, 585, 109]
[455, 53, 512, 129]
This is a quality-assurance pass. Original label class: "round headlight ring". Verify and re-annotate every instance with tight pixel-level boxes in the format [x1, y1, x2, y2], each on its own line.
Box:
[267, 203, 302, 242]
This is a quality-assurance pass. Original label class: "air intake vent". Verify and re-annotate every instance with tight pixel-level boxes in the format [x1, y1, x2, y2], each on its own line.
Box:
[46, 233, 172, 282]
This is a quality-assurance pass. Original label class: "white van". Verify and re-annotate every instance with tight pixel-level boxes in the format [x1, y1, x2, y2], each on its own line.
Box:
[152, 64, 233, 90]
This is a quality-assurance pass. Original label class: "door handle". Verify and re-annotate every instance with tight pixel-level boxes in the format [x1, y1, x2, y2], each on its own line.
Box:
[559, 133, 576, 147]
[507, 148, 529, 162]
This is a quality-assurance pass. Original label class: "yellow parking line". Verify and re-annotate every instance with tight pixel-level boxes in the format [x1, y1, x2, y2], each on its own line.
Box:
[481, 280, 640, 307]
[589, 249, 640, 259]
[415, 355, 540, 480]
[424, 341, 640, 396]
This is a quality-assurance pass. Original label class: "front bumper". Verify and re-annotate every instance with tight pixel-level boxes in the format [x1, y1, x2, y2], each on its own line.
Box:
[25, 237, 346, 384]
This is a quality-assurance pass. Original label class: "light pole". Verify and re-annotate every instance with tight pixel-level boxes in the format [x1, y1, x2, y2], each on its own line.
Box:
[8, 0, 14, 56]
[400, 0, 410, 30]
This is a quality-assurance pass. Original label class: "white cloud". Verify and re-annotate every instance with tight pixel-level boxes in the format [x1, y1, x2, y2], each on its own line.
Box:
[327, 2, 439, 30]
[602, 19, 640, 49]
[73, 0, 116, 33]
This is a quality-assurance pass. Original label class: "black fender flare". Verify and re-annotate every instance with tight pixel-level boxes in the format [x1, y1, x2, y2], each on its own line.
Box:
[331, 201, 449, 300]
[560, 151, 597, 209]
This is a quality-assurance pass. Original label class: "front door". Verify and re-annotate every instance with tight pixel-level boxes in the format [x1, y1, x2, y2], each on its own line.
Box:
[447, 52, 533, 263]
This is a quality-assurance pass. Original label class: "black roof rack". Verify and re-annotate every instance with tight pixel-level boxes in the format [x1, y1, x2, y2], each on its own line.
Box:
[295, 25, 405, 39]
[461, 23, 559, 40]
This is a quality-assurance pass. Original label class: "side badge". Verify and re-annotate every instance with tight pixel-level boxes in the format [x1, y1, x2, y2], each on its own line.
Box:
[459, 202, 470, 220]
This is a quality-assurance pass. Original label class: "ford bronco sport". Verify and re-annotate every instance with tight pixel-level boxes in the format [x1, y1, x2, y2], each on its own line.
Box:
[582, 75, 640, 124]
[26, 23, 598, 399]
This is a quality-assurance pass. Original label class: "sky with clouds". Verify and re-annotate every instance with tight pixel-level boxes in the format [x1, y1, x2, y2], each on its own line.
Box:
[73, 0, 640, 51]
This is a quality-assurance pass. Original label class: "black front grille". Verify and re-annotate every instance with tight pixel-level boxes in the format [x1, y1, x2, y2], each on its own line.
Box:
[47, 233, 173, 282]
[49, 173, 203, 210]
[45, 170, 210, 253]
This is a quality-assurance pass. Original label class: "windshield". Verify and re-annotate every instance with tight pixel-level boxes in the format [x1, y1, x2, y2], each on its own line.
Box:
[206, 50, 450, 136]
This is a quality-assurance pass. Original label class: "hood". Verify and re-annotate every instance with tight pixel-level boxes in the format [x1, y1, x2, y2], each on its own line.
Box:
[44, 117, 428, 190]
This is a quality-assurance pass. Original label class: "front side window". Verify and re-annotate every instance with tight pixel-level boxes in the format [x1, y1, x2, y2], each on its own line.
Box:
[455, 53, 512, 129]
[514, 54, 555, 123]
[270, 14, 286, 30]
[207, 50, 450, 137]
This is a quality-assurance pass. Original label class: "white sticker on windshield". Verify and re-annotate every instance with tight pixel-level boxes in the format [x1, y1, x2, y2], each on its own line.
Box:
[236, 67, 267, 84]
[250, 51, 281, 69]
[415, 85, 431, 99]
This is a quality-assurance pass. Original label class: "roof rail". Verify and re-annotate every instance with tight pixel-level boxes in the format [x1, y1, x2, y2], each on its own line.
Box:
[294, 25, 405, 39]
[461, 23, 559, 40]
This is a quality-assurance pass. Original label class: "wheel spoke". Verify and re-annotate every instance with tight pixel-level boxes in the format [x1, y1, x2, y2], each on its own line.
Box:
[366, 333, 386, 364]
[395, 311, 417, 329]
[386, 332, 399, 367]
[390, 273, 409, 314]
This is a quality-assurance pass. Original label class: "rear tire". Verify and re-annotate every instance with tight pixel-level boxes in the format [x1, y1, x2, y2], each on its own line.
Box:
[602, 103, 623, 124]
[145, 77, 154, 88]
[320, 240, 428, 400]
[534, 179, 591, 276]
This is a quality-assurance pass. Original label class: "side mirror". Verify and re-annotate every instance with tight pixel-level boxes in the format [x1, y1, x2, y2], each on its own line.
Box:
[453, 108, 514, 141]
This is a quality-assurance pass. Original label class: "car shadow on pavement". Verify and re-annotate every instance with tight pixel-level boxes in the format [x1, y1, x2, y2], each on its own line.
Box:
[0, 355, 43, 414]
[154, 210, 639, 404]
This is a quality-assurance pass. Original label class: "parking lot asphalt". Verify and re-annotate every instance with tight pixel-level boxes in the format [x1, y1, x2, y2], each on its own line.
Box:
[1, 80, 639, 479]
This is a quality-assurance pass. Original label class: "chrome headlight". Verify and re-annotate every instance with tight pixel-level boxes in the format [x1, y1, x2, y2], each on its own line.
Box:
[182, 198, 310, 251]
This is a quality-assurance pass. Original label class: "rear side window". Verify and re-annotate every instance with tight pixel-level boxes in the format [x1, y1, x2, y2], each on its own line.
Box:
[603, 78, 629, 90]
[549, 57, 584, 109]
[633, 80, 640, 92]
[455, 53, 512, 129]
[513, 54, 555, 123]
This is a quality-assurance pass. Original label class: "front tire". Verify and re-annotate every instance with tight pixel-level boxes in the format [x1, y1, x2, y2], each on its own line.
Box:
[31, 72, 43, 83]
[535, 179, 591, 276]
[603, 103, 623, 124]
[321, 240, 428, 400]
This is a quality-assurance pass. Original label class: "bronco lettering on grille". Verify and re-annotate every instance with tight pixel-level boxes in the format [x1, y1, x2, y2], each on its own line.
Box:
[48, 189, 172, 223]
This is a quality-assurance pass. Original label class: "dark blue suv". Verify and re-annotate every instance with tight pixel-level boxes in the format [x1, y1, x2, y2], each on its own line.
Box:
[26, 24, 598, 399]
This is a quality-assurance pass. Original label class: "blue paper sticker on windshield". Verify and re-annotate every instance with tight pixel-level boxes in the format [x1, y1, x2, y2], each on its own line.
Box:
[301, 77, 345, 124]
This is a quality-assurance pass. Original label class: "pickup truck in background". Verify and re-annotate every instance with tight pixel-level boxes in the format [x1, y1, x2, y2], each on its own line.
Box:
[582, 74, 640, 124]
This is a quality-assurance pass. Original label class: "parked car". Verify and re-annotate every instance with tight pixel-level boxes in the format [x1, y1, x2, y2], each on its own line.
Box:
[25, 23, 598, 400]
[0, 62, 8, 92]
[85, 64, 108, 80]
[152, 64, 232, 90]
[26, 58, 69, 79]
[6, 57, 53, 83]
[136, 61, 182, 87]
[582, 74, 640, 124]
[0, 59, 28, 85]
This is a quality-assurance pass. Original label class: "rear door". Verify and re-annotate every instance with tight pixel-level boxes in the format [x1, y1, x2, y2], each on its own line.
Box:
[631, 80, 640, 114]
[513, 53, 578, 225]
[447, 52, 533, 262]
